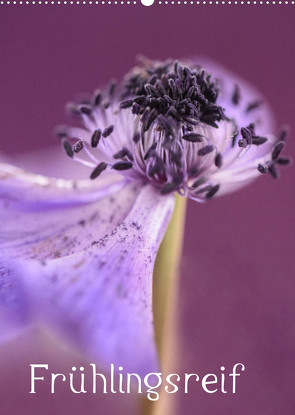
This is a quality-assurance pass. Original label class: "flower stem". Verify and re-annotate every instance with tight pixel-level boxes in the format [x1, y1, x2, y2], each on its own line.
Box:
[143, 194, 187, 415]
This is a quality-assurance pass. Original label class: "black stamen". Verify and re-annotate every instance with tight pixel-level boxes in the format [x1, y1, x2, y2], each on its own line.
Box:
[144, 142, 157, 160]
[239, 127, 252, 148]
[133, 132, 140, 143]
[272, 141, 285, 160]
[198, 145, 214, 156]
[241, 127, 252, 144]
[276, 156, 291, 166]
[120, 100, 134, 109]
[246, 100, 263, 113]
[144, 108, 158, 131]
[232, 84, 241, 105]
[93, 90, 102, 106]
[132, 103, 141, 115]
[133, 95, 147, 105]
[247, 123, 256, 135]
[191, 177, 206, 190]
[279, 127, 288, 142]
[113, 147, 134, 161]
[91, 129, 102, 148]
[206, 184, 220, 199]
[90, 162, 107, 179]
[72, 140, 84, 153]
[102, 125, 114, 138]
[182, 133, 203, 143]
[108, 81, 116, 97]
[112, 161, 133, 171]
[252, 136, 268, 145]
[215, 153, 223, 168]
[258, 163, 268, 174]
[268, 163, 279, 179]
[62, 140, 74, 158]
[79, 105, 92, 116]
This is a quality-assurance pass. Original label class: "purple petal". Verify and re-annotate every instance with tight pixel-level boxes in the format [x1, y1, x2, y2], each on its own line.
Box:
[0, 164, 175, 373]
[3, 146, 92, 179]
[0, 163, 133, 260]
[0, 162, 137, 341]
[11, 185, 174, 374]
[0, 163, 126, 210]
[0, 261, 30, 342]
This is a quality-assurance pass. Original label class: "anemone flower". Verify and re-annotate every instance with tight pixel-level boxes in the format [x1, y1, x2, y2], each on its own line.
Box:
[0, 58, 290, 379]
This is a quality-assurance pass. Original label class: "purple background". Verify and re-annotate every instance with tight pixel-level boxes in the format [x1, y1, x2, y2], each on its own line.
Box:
[0, 4, 295, 414]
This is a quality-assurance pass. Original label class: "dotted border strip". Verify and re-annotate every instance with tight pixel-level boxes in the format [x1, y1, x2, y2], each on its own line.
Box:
[0, 0, 294, 4]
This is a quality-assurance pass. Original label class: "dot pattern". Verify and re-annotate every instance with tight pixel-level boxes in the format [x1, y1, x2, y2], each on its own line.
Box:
[0, 0, 294, 4]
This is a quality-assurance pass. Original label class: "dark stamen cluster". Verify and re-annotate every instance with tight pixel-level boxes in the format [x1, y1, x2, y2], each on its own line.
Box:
[120, 60, 225, 132]
[238, 124, 268, 148]
[257, 128, 291, 178]
[57, 59, 291, 201]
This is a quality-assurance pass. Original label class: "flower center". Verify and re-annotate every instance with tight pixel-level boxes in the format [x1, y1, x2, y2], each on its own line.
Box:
[59, 59, 290, 201]
[120, 59, 225, 131]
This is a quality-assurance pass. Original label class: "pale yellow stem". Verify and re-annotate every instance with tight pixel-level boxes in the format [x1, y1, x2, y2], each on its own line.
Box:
[143, 194, 187, 415]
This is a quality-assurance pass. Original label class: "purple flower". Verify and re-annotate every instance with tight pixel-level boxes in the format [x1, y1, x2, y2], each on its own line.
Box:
[0, 59, 289, 375]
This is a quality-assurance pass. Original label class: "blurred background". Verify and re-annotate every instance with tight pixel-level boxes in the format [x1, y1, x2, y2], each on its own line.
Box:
[0, 4, 295, 414]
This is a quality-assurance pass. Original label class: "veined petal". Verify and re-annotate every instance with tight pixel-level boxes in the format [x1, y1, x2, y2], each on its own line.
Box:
[10, 185, 175, 374]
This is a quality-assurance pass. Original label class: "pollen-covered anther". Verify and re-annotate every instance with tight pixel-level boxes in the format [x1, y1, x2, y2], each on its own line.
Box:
[102, 125, 114, 138]
[79, 105, 92, 115]
[62, 139, 74, 158]
[276, 157, 291, 166]
[251, 136, 268, 145]
[258, 163, 269, 174]
[197, 145, 215, 156]
[268, 163, 279, 179]
[92, 89, 102, 106]
[113, 148, 134, 161]
[272, 141, 285, 161]
[91, 129, 102, 148]
[72, 139, 84, 154]
[182, 133, 203, 143]
[206, 184, 220, 199]
[90, 162, 108, 179]
[238, 127, 252, 148]
[215, 153, 223, 168]
[112, 161, 133, 171]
